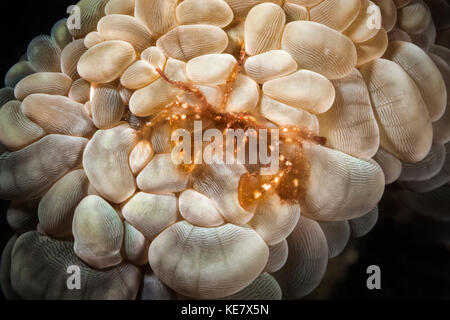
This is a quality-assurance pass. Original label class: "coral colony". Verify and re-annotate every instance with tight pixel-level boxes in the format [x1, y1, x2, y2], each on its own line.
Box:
[0, 0, 449, 300]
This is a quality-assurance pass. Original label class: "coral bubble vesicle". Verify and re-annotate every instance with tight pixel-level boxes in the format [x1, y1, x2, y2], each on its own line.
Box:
[0, 0, 448, 301]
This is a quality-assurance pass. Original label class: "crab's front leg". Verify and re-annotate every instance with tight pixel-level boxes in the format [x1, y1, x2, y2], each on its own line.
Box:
[219, 47, 247, 112]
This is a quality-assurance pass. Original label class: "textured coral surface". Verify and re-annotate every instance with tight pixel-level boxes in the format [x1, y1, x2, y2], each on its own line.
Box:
[0, 0, 449, 300]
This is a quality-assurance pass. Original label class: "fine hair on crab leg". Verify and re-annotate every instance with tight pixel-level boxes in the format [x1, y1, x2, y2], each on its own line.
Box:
[219, 47, 247, 112]
[156, 67, 212, 113]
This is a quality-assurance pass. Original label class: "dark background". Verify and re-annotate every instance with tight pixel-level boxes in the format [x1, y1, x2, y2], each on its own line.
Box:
[0, 1, 449, 300]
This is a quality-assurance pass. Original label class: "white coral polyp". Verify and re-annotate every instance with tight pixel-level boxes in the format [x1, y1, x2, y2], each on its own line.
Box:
[0, 0, 449, 300]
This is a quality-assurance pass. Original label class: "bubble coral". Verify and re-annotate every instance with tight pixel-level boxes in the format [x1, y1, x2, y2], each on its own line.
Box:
[0, 0, 448, 300]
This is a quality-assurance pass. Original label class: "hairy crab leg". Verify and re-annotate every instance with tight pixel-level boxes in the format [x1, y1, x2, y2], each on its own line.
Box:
[219, 48, 247, 112]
